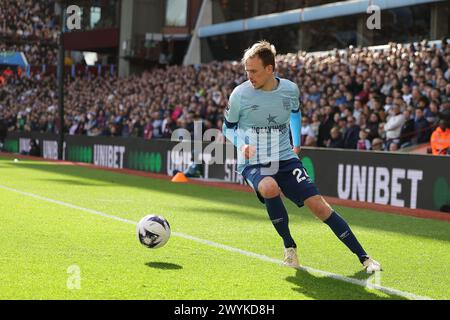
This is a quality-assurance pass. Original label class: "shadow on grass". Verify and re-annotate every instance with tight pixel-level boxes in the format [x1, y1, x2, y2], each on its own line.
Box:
[285, 268, 406, 300]
[40, 178, 110, 187]
[351, 269, 377, 280]
[5, 161, 450, 242]
[146, 262, 183, 270]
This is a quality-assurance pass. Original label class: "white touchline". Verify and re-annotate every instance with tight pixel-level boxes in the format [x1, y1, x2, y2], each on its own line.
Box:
[0, 184, 432, 300]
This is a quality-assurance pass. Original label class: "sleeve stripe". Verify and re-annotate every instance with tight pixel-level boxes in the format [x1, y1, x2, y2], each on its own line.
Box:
[224, 119, 238, 129]
[292, 108, 300, 113]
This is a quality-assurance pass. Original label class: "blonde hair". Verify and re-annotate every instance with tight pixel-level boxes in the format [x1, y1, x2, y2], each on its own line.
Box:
[242, 40, 277, 70]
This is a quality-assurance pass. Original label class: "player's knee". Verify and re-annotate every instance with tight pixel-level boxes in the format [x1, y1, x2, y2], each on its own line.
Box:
[258, 178, 280, 199]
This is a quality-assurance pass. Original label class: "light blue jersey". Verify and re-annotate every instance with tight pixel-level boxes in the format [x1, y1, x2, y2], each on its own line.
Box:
[223, 77, 301, 173]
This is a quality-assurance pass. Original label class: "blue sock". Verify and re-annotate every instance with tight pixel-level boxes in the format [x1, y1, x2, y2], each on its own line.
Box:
[324, 211, 368, 263]
[264, 196, 296, 249]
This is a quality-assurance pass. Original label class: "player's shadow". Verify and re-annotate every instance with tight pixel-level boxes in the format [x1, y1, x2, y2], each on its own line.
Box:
[145, 262, 183, 270]
[285, 268, 406, 300]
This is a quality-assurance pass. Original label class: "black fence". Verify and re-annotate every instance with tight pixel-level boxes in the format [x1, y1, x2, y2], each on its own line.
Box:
[3, 132, 450, 213]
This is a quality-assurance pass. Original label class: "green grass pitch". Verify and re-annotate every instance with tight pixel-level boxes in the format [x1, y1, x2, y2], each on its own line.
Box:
[0, 156, 449, 300]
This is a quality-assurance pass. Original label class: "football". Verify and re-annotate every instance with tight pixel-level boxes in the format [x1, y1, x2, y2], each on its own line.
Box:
[136, 215, 171, 249]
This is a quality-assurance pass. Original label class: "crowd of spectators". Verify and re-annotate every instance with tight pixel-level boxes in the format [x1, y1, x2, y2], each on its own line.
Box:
[0, 0, 59, 41]
[0, 0, 59, 66]
[278, 39, 450, 153]
[1, 39, 450, 154]
[0, 42, 58, 66]
[0, 63, 239, 141]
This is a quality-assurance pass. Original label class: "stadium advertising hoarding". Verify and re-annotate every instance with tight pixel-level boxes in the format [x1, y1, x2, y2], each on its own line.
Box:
[5, 132, 242, 182]
[4, 132, 449, 212]
[299, 148, 450, 213]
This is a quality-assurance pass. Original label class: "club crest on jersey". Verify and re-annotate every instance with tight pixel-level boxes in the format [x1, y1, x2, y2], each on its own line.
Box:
[267, 114, 278, 125]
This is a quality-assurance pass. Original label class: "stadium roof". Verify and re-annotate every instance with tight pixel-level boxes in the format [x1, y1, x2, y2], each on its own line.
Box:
[198, 0, 446, 38]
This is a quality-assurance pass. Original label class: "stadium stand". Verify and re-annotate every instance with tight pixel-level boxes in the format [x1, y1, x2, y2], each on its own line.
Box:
[0, 0, 59, 66]
[2, 39, 449, 153]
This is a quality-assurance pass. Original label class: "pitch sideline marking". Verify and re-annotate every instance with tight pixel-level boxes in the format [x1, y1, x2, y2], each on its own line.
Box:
[0, 184, 432, 300]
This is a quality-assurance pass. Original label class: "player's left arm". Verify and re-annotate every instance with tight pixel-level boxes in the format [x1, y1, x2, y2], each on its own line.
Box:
[289, 84, 302, 153]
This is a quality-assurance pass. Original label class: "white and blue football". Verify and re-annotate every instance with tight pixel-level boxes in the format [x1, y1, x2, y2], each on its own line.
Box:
[136, 215, 171, 249]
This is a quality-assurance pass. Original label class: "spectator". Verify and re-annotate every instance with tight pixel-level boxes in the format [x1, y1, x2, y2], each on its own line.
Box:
[417, 96, 430, 109]
[326, 126, 344, 149]
[383, 103, 406, 147]
[317, 106, 335, 147]
[306, 84, 321, 104]
[309, 113, 321, 140]
[402, 83, 413, 106]
[399, 109, 415, 148]
[85, 113, 99, 136]
[121, 119, 133, 138]
[371, 138, 385, 151]
[151, 111, 163, 139]
[414, 108, 432, 144]
[143, 118, 153, 140]
[366, 112, 380, 140]
[357, 128, 371, 150]
[343, 116, 360, 149]
[424, 99, 440, 126]
[300, 116, 317, 147]
[161, 114, 175, 139]
[410, 86, 423, 108]
[430, 119, 450, 155]
[389, 142, 400, 152]
[353, 99, 364, 125]
[337, 117, 347, 136]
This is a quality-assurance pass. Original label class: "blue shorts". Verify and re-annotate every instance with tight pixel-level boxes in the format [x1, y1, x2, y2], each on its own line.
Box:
[242, 158, 319, 208]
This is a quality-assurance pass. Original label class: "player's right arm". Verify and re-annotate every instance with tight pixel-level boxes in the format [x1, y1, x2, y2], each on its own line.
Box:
[222, 89, 246, 152]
